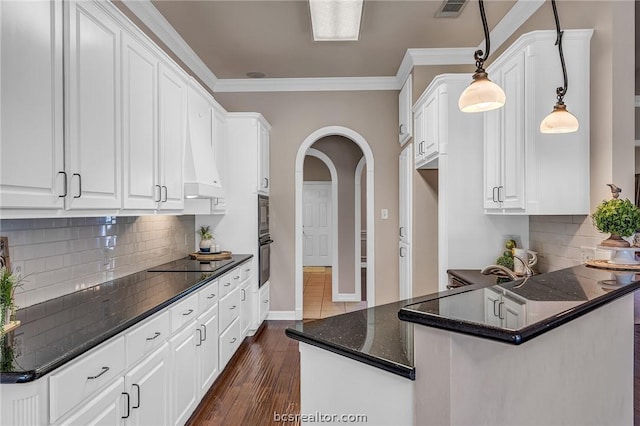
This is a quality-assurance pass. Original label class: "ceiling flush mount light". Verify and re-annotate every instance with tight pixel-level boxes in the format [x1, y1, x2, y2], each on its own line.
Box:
[458, 0, 505, 113]
[309, 0, 363, 41]
[540, 0, 579, 134]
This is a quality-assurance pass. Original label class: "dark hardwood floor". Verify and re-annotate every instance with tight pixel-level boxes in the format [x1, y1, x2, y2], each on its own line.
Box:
[189, 321, 640, 425]
[186, 321, 300, 426]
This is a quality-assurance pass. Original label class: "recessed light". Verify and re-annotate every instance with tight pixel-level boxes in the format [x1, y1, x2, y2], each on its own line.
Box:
[246, 71, 266, 79]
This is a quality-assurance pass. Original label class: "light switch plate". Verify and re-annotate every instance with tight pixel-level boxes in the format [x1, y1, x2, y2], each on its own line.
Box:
[381, 209, 389, 220]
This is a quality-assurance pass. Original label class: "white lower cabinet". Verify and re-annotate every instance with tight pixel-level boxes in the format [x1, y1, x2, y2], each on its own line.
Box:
[259, 282, 270, 324]
[57, 377, 125, 426]
[484, 287, 526, 329]
[196, 304, 220, 397]
[123, 344, 170, 426]
[240, 279, 253, 338]
[219, 317, 242, 369]
[169, 320, 199, 426]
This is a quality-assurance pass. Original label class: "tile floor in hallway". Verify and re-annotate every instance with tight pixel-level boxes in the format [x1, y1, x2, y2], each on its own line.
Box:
[303, 266, 368, 319]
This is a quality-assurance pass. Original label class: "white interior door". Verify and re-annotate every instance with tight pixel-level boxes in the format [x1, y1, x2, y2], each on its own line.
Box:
[303, 182, 332, 266]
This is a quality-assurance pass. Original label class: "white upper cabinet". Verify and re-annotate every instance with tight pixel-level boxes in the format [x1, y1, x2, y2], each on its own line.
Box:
[65, 0, 122, 210]
[484, 29, 592, 215]
[399, 144, 412, 244]
[0, 0, 64, 209]
[413, 81, 445, 169]
[157, 60, 187, 210]
[258, 122, 270, 195]
[122, 31, 186, 211]
[398, 75, 413, 145]
[122, 32, 159, 210]
[483, 51, 526, 211]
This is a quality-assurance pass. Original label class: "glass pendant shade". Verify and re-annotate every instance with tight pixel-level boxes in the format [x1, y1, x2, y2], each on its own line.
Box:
[458, 72, 506, 113]
[540, 103, 579, 134]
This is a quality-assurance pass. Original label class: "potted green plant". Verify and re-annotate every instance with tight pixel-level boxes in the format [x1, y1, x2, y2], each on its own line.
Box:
[0, 267, 21, 331]
[198, 225, 214, 252]
[591, 197, 640, 247]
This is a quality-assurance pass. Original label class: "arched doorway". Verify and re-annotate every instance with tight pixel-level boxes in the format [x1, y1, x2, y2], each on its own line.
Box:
[295, 126, 375, 320]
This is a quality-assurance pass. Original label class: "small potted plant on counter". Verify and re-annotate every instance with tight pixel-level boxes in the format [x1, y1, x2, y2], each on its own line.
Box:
[591, 184, 640, 248]
[0, 266, 21, 333]
[198, 225, 214, 253]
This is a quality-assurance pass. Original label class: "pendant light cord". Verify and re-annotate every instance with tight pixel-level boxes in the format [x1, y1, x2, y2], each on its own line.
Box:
[552, 0, 568, 104]
[473, 0, 491, 71]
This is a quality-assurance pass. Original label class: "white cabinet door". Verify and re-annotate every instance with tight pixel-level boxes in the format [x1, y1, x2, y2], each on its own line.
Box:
[483, 106, 502, 209]
[484, 288, 503, 328]
[196, 304, 219, 397]
[399, 144, 412, 244]
[158, 61, 186, 210]
[498, 52, 526, 210]
[65, 0, 122, 210]
[240, 279, 253, 338]
[258, 281, 270, 324]
[422, 91, 439, 165]
[413, 105, 425, 165]
[58, 378, 125, 426]
[398, 75, 412, 145]
[503, 295, 526, 330]
[219, 317, 241, 369]
[399, 242, 411, 300]
[0, 0, 65, 210]
[122, 33, 158, 210]
[169, 322, 198, 426]
[212, 106, 227, 199]
[124, 344, 169, 426]
[258, 123, 270, 194]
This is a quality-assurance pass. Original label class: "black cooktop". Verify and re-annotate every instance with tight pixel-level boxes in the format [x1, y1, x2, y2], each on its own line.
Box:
[147, 258, 234, 273]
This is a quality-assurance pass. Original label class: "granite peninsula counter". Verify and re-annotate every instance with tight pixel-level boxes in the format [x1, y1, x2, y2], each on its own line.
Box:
[287, 265, 640, 425]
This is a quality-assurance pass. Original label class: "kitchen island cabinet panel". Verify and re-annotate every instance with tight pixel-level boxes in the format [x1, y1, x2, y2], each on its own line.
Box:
[55, 377, 125, 426]
[0, 0, 65, 210]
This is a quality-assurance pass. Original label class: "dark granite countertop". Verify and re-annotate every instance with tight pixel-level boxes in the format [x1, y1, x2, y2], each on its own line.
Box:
[400, 264, 640, 345]
[0, 255, 252, 383]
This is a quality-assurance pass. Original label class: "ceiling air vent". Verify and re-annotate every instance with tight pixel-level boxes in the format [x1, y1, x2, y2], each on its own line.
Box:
[435, 0, 468, 18]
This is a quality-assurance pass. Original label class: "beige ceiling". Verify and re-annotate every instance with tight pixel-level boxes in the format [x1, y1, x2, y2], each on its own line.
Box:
[148, 0, 517, 79]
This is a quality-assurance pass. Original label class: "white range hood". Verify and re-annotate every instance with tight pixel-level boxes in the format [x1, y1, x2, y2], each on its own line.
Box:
[183, 81, 223, 199]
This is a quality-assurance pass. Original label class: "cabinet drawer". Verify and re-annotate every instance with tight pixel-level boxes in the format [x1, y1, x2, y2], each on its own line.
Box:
[125, 310, 170, 368]
[169, 292, 199, 333]
[49, 336, 126, 423]
[240, 261, 252, 282]
[219, 269, 239, 298]
[198, 279, 219, 313]
[219, 317, 241, 369]
[219, 287, 241, 332]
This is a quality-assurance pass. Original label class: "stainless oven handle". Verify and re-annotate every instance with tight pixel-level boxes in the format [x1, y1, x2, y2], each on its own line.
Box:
[260, 239, 274, 245]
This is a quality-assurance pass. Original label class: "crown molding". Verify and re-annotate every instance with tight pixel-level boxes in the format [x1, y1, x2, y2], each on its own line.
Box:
[120, 0, 545, 93]
[477, 0, 545, 54]
[214, 77, 400, 93]
[396, 48, 477, 85]
[120, 0, 218, 91]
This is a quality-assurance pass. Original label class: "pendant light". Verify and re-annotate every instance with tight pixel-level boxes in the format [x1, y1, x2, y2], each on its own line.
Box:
[458, 0, 506, 113]
[540, 0, 579, 133]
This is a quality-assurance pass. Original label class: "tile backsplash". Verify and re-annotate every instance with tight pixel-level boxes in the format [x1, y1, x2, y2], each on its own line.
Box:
[529, 215, 607, 273]
[0, 216, 195, 308]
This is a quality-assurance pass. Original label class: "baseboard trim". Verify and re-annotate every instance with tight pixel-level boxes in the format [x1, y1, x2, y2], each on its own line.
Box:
[267, 311, 296, 320]
[333, 294, 360, 302]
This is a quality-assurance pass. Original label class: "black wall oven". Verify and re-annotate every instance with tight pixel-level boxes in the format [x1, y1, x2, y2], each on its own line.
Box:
[258, 195, 272, 287]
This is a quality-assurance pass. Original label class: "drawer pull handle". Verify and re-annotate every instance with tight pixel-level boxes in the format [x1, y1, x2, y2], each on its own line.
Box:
[224, 283, 231, 287]
[122, 392, 130, 419]
[234, 276, 240, 280]
[87, 366, 109, 380]
[183, 309, 194, 316]
[202, 324, 207, 341]
[241, 289, 245, 301]
[263, 300, 269, 304]
[207, 293, 216, 299]
[196, 328, 202, 346]
[230, 337, 237, 344]
[146, 332, 161, 341]
[132, 384, 141, 409]
[230, 305, 237, 310]
[244, 269, 251, 272]
[58, 171, 67, 198]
